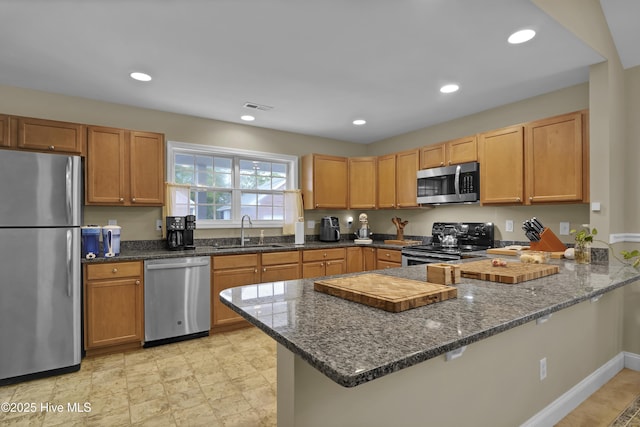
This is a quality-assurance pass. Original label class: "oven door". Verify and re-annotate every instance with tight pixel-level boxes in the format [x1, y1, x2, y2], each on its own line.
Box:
[401, 252, 460, 266]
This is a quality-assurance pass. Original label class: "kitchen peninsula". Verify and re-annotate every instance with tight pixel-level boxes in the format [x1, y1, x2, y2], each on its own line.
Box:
[221, 260, 640, 427]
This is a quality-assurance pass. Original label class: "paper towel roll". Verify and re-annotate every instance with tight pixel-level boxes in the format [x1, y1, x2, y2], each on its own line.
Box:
[295, 221, 305, 245]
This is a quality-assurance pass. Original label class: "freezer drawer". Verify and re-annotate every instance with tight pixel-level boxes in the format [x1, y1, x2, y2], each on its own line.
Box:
[144, 257, 211, 344]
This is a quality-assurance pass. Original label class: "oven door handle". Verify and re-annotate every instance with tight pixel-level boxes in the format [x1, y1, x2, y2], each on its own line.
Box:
[454, 164, 461, 198]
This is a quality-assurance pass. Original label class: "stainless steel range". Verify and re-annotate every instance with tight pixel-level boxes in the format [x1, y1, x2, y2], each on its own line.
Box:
[401, 222, 494, 266]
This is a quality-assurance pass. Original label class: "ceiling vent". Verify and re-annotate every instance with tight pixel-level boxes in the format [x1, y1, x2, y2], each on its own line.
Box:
[243, 102, 274, 111]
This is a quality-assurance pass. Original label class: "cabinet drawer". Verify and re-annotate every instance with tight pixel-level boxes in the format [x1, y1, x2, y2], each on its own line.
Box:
[303, 248, 346, 262]
[213, 253, 258, 269]
[376, 249, 402, 263]
[86, 261, 142, 280]
[262, 251, 300, 266]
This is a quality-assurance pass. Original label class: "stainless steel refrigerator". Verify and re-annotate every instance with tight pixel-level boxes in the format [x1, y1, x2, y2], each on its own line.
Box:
[0, 150, 82, 385]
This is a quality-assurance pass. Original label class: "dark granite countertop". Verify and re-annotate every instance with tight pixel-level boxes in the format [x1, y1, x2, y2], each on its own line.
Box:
[220, 259, 640, 388]
[81, 240, 408, 263]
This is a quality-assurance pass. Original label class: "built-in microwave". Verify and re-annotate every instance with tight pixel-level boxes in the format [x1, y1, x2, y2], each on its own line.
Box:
[416, 162, 480, 205]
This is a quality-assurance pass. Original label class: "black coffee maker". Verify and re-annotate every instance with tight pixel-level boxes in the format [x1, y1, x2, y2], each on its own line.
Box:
[184, 215, 196, 250]
[166, 216, 185, 250]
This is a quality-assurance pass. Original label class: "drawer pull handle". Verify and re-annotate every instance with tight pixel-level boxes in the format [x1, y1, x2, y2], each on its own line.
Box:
[112, 268, 118, 273]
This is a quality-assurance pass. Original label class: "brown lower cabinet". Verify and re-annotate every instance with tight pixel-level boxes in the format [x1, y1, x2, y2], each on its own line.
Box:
[83, 261, 144, 355]
[376, 248, 402, 269]
[302, 248, 346, 278]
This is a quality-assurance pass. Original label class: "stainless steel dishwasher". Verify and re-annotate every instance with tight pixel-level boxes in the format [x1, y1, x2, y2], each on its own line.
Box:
[144, 256, 210, 346]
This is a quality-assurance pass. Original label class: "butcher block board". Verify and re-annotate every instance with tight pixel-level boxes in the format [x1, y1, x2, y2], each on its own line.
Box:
[314, 273, 457, 312]
[486, 248, 565, 258]
[459, 259, 559, 284]
[383, 239, 422, 246]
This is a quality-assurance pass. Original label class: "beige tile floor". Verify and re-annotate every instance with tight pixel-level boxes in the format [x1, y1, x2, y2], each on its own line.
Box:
[0, 327, 277, 426]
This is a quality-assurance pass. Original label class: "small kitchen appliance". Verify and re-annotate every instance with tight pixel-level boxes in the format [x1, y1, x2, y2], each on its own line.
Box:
[102, 225, 121, 257]
[354, 213, 373, 244]
[417, 161, 480, 205]
[81, 225, 101, 258]
[319, 216, 340, 242]
[166, 216, 185, 250]
[402, 222, 494, 266]
[184, 215, 196, 250]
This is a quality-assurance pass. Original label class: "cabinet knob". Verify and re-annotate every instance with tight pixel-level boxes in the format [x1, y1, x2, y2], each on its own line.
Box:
[254, 268, 258, 273]
[112, 268, 118, 273]
[386, 253, 390, 257]
[119, 197, 124, 202]
[323, 253, 327, 257]
[263, 267, 267, 272]
[440, 162, 444, 166]
[448, 160, 452, 165]
[132, 198, 136, 202]
[49, 145, 55, 150]
[315, 204, 319, 208]
[320, 262, 324, 267]
[135, 280, 140, 285]
[516, 197, 521, 202]
[529, 197, 533, 201]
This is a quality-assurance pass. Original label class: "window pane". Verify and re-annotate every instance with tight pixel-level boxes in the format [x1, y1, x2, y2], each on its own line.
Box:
[257, 206, 273, 220]
[240, 175, 257, 189]
[241, 192, 258, 205]
[214, 157, 232, 173]
[215, 173, 232, 188]
[214, 157, 232, 188]
[272, 163, 287, 177]
[272, 205, 284, 220]
[195, 156, 213, 186]
[256, 162, 271, 176]
[175, 154, 194, 184]
[241, 206, 257, 218]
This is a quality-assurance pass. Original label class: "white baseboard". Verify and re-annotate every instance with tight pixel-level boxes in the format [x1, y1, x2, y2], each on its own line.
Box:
[521, 352, 632, 427]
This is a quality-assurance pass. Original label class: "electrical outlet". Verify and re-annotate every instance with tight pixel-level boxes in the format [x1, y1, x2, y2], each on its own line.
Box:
[505, 220, 514, 232]
[156, 219, 162, 231]
[559, 222, 570, 235]
[108, 219, 117, 225]
[540, 357, 547, 380]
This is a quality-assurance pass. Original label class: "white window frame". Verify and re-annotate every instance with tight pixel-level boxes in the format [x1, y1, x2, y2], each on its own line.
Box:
[167, 140, 298, 229]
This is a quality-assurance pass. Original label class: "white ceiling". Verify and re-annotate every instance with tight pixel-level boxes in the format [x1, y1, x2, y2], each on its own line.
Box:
[0, 0, 638, 144]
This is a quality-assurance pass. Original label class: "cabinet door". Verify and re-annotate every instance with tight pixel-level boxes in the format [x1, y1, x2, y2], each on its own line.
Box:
[302, 154, 348, 209]
[377, 260, 401, 270]
[525, 112, 583, 204]
[262, 263, 300, 282]
[420, 144, 445, 169]
[377, 154, 396, 208]
[86, 126, 127, 205]
[349, 157, 377, 209]
[16, 117, 84, 154]
[479, 126, 524, 204]
[212, 267, 259, 328]
[325, 259, 346, 276]
[85, 277, 143, 349]
[0, 115, 11, 148]
[129, 131, 165, 206]
[395, 149, 419, 208]
[346, 246, 364, 273]
[363, 247, 376, 271]
[447, 136, 477, 165]
[377, 249, 402, 264]
[302, 262, 326, 279]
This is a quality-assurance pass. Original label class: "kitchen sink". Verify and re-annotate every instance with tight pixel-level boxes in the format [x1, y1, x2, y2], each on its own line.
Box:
[202, 243, 289, 250]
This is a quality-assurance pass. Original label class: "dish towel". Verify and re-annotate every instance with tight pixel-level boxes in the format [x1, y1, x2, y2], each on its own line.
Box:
[283, 189, 303, 235]
[163, 182, 191, 238]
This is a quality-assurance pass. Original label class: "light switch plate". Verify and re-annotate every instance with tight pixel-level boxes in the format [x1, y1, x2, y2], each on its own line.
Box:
[108, 219, 117, 225]
[505, 220, 513, 232]
[156, 219, 163, 231]
[307, 220, 316, 228]
[559, 222, 570, 235]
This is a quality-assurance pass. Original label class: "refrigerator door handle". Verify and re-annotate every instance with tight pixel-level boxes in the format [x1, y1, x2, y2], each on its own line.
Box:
[66, 230, 73, 297]
[65, 157, 73, 224]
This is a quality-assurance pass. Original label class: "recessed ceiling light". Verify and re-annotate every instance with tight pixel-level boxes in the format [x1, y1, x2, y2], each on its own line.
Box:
[440, 84, 459, 94]
[352, 119, 367, 126]
[241, 115, 255, 122]
[508, 29, 536, 44]
[130, 72, 152, 82]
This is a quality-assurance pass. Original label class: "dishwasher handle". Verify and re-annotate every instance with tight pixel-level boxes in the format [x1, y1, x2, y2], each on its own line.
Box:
[146, 259, 210, 270]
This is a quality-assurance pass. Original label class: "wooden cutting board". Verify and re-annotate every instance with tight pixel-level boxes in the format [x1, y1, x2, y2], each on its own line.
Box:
[486, 248, 565, 258]
[314, 273, 457, 312]
[459, 259, 559, 284]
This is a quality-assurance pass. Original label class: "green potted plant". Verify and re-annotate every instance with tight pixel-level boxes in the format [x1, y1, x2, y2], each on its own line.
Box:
[570, 225, 596, 264]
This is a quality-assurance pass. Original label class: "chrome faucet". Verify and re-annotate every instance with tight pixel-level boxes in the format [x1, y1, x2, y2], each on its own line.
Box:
[241, 215, 253, 246]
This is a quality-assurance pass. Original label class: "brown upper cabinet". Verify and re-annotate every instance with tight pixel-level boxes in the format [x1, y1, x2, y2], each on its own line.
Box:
[348, 156, 377, 209]
[0, 114, 10, 148]
[395, 148, 420, 208]
[376, 149, 419, 209]
[479, 110, 588, 206]
[14, 116, 84, 155]
[478, 125, 525, 204]
[525, 112, 585, 204]
[302, 154, 348, 209]
[86, 126, 165, 206]
[420, 135, 477, 169]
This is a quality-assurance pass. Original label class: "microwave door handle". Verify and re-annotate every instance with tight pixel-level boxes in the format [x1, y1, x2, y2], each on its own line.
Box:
[454, 164, 461, 198]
